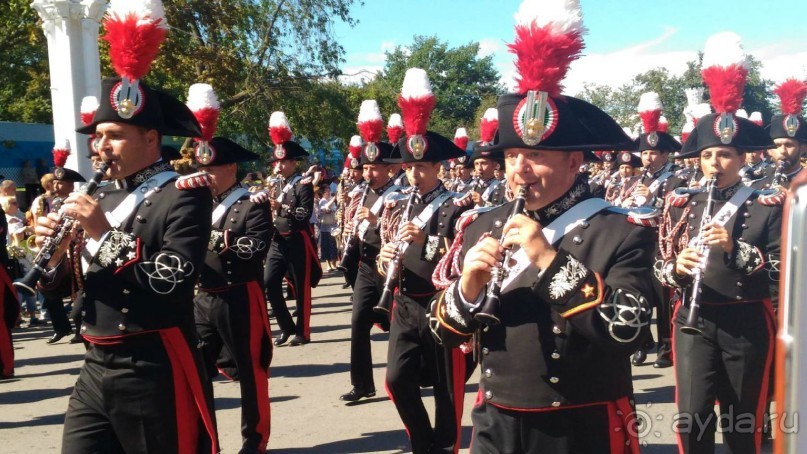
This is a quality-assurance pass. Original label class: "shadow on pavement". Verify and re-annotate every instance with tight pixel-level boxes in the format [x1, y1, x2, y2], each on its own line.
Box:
[271, 362, 350, 378]
[635, 385, 676, 405]
[215, 395, 298, 410]
[0, 413, 65, 429]
[0, 387, 74, 405]
[15, 354, 85, 368]
[16, 366, 81, 379]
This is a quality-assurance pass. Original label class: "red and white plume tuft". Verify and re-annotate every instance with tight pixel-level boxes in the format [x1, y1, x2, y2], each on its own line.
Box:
[638, 92, 663, 133]
[397, 68, 436, 136]
[735, 109, 748, 119]
[348, 135, 363, 158]
[749, 111, 763, 126]
[103, 0, 168, 81]
[773, 78, 807, 115]
[681, 120, 695, 143]
[658, 115, 669, 133]
[357, 100, 384, 144]
[480, 108, 499, 144]
[268, 111, 293, 146]
[692, 103, 713, 125]
[509, 0, 587, 96]
[387, 113, 404, 143]
[80, 96, 99, 126]
[52, 139, 71, 168]
[186, 83, 220, 141]
[701, 32, 749, 114]
[453, 128, 469, 150]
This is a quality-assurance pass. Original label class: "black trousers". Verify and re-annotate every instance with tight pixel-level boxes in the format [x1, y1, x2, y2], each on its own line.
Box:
[348, 260, 386, 391]
[470, 398, 636, 454]
[43, 296, 72, 334]
[386, 296, 465, 454]
[340, 241, 360, 289]
[195, 282, 272, 453]
[673, 301, 774, 454]
[62, 331, 218, 454]
[264, 233, 313, 339]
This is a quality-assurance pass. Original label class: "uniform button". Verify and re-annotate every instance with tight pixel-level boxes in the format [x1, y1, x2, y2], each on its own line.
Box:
[736, 296, 743, 301]
[226, 261, 232, 265]
[402, 287, 407, 292]
[484, 369, 492, 378]
[688, 225, 695, 230]
[122, 289, 130, 295]
[227, 281, 232, 285]
[691, 201, 698, 207]
[552, 401, 561, 407]
[227, 270, 232, 275]
[118, 323, 126, 331]
[99, 193, 106, 199]
[439, 222, 444, 227]
[743, 212, 750, 218]
[81, 311, 86, 317]
[689, 213, 696, 219]
[144, 200, 151, 206]
[154, 187, 161, 193]
[552, 326, 561, 335]
[737, 282, 743, 287]
[80, 325, 86, 333]
[551, 352, 560, 360]
[572, 235, 583, 245]
[234, 209, 240, 213]
[230, 218, 236, 223]
[485, 390, 493, 400]
[738, 237, 744, 242]
[494, 220, 503, 228]
[442, 211, 447, 217]
[550, 377, 559, 384]
[746, 200, 753, 206]
[136, 215, 145, 223]
[121, 307, 129, 314]
[580, 221, 590, 229]
[741, 224, 748, 229]
[482, 348, 489, 356]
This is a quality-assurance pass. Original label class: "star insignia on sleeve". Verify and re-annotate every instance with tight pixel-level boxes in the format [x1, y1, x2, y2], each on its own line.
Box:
[126, 251, 137, 260]
[581, 283, 596, 298]
[115, 258, 124, 267]
[439, 247, 446, 255]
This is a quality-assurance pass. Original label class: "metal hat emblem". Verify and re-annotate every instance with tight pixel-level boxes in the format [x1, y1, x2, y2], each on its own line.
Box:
[714, 113, 738, 145]
[274, 144, 287, 160]
[784, 114, 800, 138]
[194, 142, 216, 165]
[407, 135, 427, 160]
[111, 79, 145, 120]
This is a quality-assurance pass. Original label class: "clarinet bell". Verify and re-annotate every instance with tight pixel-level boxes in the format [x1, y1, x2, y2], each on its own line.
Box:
[13, 270, 40, 298]
[473, 293, 502, 326]
[374, 287, 393, 315]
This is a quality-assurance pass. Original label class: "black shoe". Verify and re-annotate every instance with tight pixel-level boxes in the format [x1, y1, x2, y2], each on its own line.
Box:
[653, 355, 673, 368]
[340, 387, 376, 402]
[68, 335, 84, 344]
[274, 332, 292, 346]
[267, 309, 275, 319]
[289, 335, 309, 346]
[341, 282, 351, 289]
[631, 348, 647, 366]
[28, 318, 43, 326]
[47, 331, 72, 344]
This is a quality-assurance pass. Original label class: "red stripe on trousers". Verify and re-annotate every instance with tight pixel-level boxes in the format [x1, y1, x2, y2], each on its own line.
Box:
[610, 396, 641, 454]
[247, 281, 272, 451]
[159, 328, 219, 454]
[671, 298, 686, 454]
[383, 378, 412, 440]
[754, 299, 776, 451]
[450, 348, 466, 454]
[0, 269, 15, 377]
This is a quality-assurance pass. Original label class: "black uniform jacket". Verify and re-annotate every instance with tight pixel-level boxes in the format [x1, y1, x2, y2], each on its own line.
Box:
[200, 185, 273, 289]
[430, 179, 654, 410]
[273, 173, 313, 236]
[658, 181, 782, 304]
[475, 178, 506, 207]
[44, 162, 213, 338]
[624, 163, 683, 207]
[360, 179, 397, 262]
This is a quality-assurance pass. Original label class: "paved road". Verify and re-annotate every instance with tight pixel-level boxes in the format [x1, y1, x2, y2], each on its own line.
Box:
[0, 270, 772, 453]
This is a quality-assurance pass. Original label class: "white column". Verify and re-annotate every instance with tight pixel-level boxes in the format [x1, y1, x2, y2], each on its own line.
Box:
[31, 0, 107, 178]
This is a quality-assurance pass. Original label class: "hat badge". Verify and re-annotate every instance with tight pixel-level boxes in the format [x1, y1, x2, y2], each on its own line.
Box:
[784, 114, 800, 138]
[457, 156, 466, 163]
[647, 131, 659, 147]
[621, 152, 631, 163]
[54, 167, 65, 179]
[110, 79, 145, 120]
[274, 144, 287, 160]
[194, 141, 216, 166]
[407, 135, 427, 160]
[350, 157, 359, 169]
[365, 142, 379, 161]
[714, 113, 738, 145]
[522, 90, 548, 146]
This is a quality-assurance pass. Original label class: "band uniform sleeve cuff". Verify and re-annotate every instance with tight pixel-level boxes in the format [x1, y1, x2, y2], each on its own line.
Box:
[84, 230, 110, 258]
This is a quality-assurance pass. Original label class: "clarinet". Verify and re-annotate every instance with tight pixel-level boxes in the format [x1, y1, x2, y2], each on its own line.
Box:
[770, 159, 788, 188]
[14, 162, 110, 297]
[474, 185, 527, 325]
[681, 176, 718, 335]
[633, 167, 652, 206]
[337, 182, 370, 271]
[374, 189, 417, 315]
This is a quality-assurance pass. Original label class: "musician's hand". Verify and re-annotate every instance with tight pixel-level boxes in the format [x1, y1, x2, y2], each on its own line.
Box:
[633, 184, 650, 198]
[702, 222, 733, 253]
[501, 214, 556, 271]
[460, 236, 503, 302]
[397, 222, 425, 245]
[378, 243, 397, 267]
[34, 212, 72, 267]
[355, 207, 377, 225]
[62, 192, 111, 241]
[470, 192, 482, 205]
[675, 247, 704, 277]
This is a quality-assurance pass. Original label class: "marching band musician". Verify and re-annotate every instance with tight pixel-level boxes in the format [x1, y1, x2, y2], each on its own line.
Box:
[587, 150, 616, 198]
[656, 32, 781, 453]
[427, 2, 654, 451]
[754, 78, 807, 190]
[377, 68, 474, 454]
[335, 136, 364, 290]
[0, 193, 17, 379]
[36, 74, 219, 451]
[193, 133, 273, 453]
[262, 111, 321, 347]
[469, 146, 506, 208]
[340, 100, 399, 402]
[449, 152, 475, 193]
[607, 151, 641, 205]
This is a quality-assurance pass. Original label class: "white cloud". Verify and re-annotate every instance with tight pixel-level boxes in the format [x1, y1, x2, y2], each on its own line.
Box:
[338, 65, 382, 85]
[380, 41, 396, 52]
[478, 38, 504, 57]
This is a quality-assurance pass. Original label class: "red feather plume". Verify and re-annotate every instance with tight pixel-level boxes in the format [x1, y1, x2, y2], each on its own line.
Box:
[658, 117, 669, 133]
[81, 112, 95, 126]
[193, 107, 219, 142]
[480, 118, 498, 143]
[774, 78, 807, 115]
[269, 126, 293, 146]
[681, 131, 690, 143]
[52, 146, 70, 168]
[358, 119, 384, 144]
[103, 15, 167, 80]
[454, 136, 468, 151]
[639, 111, 661, 134]
[509, 24, 585, 96]
[701, 64, 748, 114]
[387, 125, 403, 144]
[397, 95, 436, 136]
[348, 144, 362, 158]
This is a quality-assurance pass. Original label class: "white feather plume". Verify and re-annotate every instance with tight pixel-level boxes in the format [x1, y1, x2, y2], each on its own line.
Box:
[514, 0, 586, 36]
[80, 96, 99, 114]
[638, 92, 663, 113]
[349, 135, 363, 147]
[681, 120, 695, 134]
[454, 128, 468, 139]
[358, 100, 382, 123]
[387, 113, 403, 127]
[684, 87, 704, 107]
[622, 126, 637, 140]
[702, 31, 749, 70]
[186, 83, 220, 112]
[108, 0, 168, 29]
[401, 68, 433, 99]
[269, 111, 290, 129]
[483, 108, 498, 121]
[749, 111, 763, 123]
[692, 103, 713, 120]
[735, 108, 748, 119]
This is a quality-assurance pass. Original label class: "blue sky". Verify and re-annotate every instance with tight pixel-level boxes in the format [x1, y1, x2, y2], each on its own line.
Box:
[333, 0, 807, 94]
